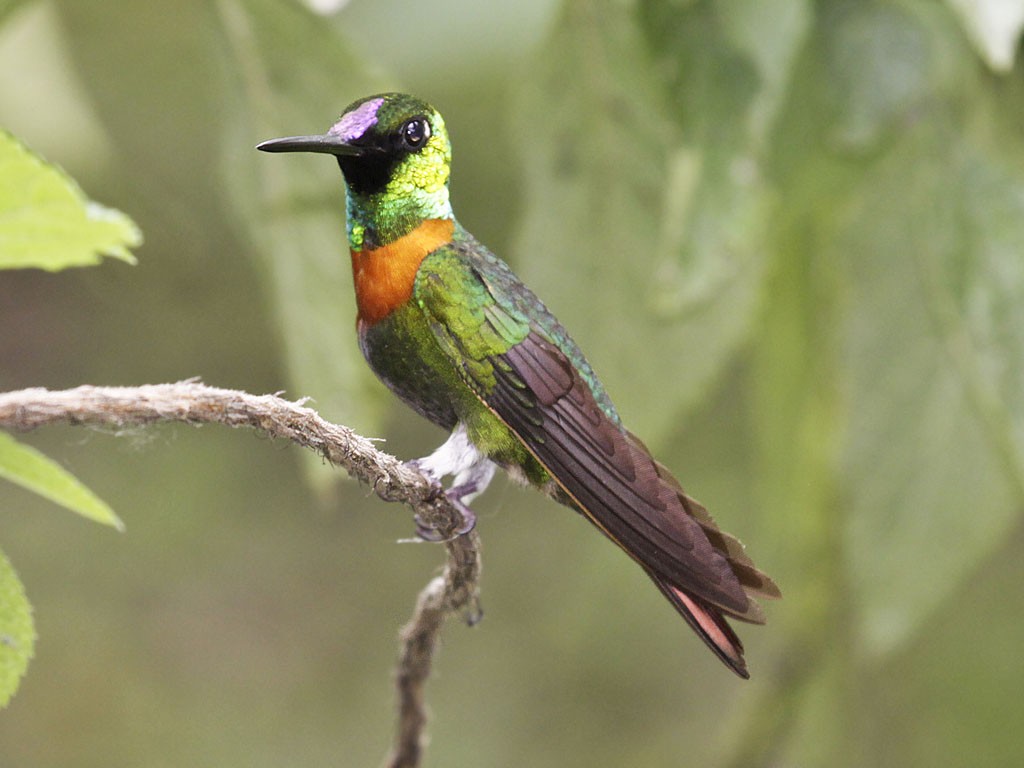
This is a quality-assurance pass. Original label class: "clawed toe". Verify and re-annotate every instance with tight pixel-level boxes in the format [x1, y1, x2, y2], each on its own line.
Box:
[413, 513, 448, 542]
[412, 489, 477, 541]
[405, 458, 441, 487]
[446, 496, 477, 536]
[404, 433, 492, 541]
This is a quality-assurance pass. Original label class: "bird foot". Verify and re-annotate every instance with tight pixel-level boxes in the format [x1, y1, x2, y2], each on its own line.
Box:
[413, 491, 477, 541]
[405, 461, 477, 541]
[404, 427, 494, 541]
[404, 457, 441, 486]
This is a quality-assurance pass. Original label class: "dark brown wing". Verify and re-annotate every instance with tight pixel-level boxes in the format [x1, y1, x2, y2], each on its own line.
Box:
[416, 248, 779, 674]
[492, 333, 780, 614]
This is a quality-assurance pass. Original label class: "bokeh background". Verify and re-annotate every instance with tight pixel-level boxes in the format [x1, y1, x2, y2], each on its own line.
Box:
[2, 0, 1023, 765]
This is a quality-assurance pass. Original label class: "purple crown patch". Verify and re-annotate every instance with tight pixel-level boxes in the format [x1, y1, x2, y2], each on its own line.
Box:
[328, 97, 385, 142]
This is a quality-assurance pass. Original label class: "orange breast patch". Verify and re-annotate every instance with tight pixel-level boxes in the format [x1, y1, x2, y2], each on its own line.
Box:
[350, 218, 455, 324]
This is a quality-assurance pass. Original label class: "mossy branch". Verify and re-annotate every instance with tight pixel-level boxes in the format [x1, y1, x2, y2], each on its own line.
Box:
[0, 380, 478, 768]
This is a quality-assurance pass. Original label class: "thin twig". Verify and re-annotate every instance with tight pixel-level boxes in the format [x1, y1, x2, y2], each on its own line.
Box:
[0, 380, 479, 767]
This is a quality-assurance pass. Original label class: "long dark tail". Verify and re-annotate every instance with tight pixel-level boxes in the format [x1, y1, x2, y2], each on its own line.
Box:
[640, 438, 780, 677]
[645, 568, 750, 678]
[600, 432, 780, 677]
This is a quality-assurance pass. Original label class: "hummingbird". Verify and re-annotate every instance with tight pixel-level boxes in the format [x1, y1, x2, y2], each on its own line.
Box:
[258, 93, 780, 678]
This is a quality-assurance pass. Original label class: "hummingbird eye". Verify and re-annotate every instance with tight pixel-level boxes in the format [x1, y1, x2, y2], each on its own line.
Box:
[399, 118, 430, 151]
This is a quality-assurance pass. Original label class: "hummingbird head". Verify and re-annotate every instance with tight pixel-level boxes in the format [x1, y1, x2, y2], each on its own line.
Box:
[258, 93, 453, 248]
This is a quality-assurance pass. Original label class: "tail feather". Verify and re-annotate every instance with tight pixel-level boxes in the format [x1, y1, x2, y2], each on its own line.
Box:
[551, 430, 781, 676]
[628, 430, 782, 604]
[673, 489, 782, 603]
[621, 431, 780, 676]
[646, 569, 750, 679]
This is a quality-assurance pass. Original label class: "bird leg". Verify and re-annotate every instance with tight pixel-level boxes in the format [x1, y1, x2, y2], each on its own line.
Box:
[406, 423, 496, 540]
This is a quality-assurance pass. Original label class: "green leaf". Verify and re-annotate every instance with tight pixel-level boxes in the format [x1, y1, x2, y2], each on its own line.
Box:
[764, 0, 1024, 661]
[0, 432, 124, 530]
[839, 127, 1024, 657]
[216, 0, 390, 438]
[739, 5, 1024, 761]
[0, 548, 35, 709]
[0, 131, 141, 271]
[512, 0, 806, 444]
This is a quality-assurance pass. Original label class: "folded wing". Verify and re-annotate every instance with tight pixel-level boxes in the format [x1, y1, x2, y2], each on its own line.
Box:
[416, 247, 780, 675]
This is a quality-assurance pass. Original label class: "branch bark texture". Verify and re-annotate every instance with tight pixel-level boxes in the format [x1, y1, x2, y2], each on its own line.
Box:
[0, 380, 479, 768]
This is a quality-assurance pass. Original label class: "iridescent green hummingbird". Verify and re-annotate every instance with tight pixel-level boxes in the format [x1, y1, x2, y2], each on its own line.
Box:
[258, 93, 779, 677]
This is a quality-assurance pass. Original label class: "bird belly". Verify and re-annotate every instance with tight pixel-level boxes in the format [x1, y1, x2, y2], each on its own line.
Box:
[358, 308, 462, 431]
[358, 305, 548, 485]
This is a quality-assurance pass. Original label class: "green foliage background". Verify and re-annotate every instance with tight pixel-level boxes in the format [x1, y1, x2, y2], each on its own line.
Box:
[2, 0, 1023, 765]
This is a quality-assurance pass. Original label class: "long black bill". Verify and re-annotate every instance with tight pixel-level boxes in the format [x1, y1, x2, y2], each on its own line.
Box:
[256, 134, 366, 156]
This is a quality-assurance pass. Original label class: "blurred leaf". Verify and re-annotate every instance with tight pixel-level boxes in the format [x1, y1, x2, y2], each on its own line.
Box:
[0, 131, 140, 270]
[839, 127, 1024, 656]
[216, 0, 390, 439]
[0, 432, 124, 530]
[513, 0, 805, 444]
[823, 4, 933, 149]
[766, 0, 1024, 661]
[821, 1, 969, 152]
[0, 549, 35, 709]
[946, 0, 1024, 72]
[740, 5, 1024, 763]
